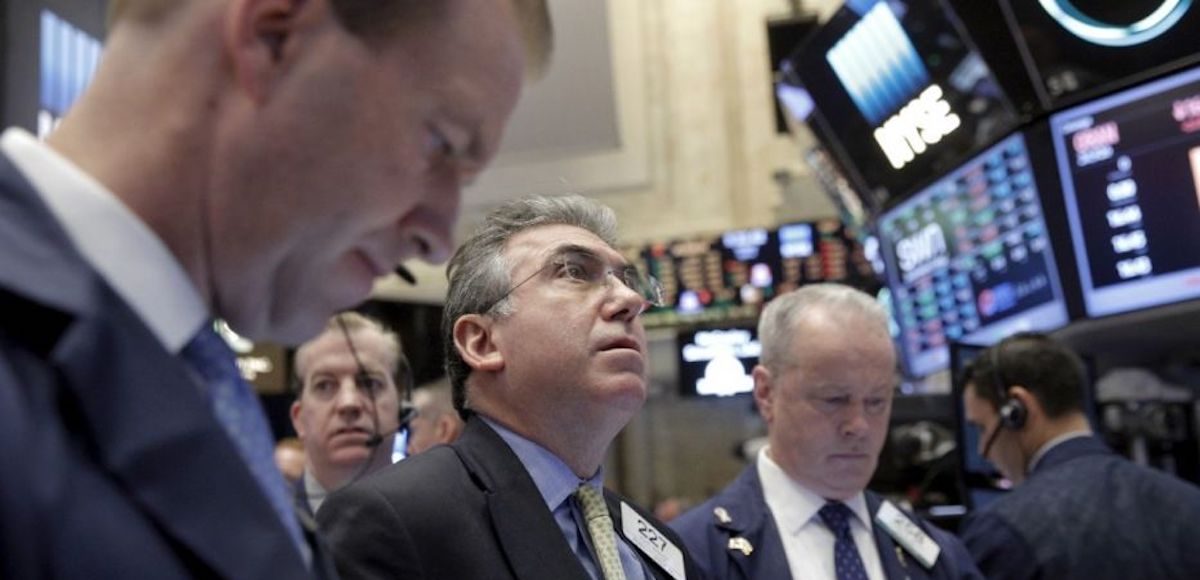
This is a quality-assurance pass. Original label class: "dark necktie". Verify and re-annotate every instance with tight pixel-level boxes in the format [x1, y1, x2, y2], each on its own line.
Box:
[181, 323, 308, 561]
[818, 501, 869, 580]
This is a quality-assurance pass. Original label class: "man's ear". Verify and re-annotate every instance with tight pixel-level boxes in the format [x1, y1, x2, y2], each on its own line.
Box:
[752, 364, 774, 424]
[289, 400, 305, 438]
[224, 0, 321, 103]
[453, 314, 505, 373]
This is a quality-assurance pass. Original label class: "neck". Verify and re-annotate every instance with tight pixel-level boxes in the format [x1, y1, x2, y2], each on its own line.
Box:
[1024, 412, 1092, 463]
[309, 461, 358, 493]
[476, 402, 619, 479]
[45, 12, 226, 304]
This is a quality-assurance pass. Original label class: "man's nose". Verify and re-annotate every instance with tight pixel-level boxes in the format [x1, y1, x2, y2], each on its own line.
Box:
[334, 380, 366, 411]
[840, 403, 871, 437]
[603, 275, 650, 322]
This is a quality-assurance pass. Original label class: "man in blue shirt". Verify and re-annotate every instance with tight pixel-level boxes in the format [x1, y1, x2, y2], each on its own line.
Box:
[319, 195, 701, 580]
[958, 332, 1200, 579]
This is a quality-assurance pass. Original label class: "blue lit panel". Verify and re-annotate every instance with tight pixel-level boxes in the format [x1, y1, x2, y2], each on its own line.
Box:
[826, 2, 930, 125]
[39, 10, 102, 135]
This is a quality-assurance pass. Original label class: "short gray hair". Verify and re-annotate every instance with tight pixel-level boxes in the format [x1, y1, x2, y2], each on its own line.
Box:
[757, 283, 890, 372]
[443, 195, 618, 414]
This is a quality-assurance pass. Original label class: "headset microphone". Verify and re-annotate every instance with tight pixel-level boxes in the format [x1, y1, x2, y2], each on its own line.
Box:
[981, 421, 1004, 459]
[364, 432, 384, 448]
[394, 265, 417, 285]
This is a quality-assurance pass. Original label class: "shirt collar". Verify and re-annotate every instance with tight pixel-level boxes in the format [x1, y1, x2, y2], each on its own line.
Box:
[1, 128, 208, 352]
[303, 470, 327, 514]
[481, 415, 603, 511]
[757, 446, 872, 535]
[1028, 430, 1093, 473]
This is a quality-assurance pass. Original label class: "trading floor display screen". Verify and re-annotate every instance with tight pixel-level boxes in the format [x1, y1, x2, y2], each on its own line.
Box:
[990, 0, 1200, 110]
[879, 132, 1069, 378]
[793, 0, 1018, 201]
[1050, 64, 1200, 317]
[625, 220, 877, 327]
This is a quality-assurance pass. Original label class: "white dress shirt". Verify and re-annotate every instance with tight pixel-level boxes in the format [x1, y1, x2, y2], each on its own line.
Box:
[1, 128, 207, 351]
[758, 447, 886, 580]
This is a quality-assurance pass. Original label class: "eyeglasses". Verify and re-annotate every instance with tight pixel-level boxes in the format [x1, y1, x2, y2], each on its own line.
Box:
[482, 248, 664, 314]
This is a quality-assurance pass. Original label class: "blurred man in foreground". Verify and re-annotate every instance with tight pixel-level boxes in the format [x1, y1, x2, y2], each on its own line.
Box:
[958, 332, 1200, 579]
[0, 0, 550, 576]
[672, 284, 981, 580]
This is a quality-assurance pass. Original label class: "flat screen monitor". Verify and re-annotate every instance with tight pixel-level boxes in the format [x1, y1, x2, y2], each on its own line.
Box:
[878, 131, 1070, 378]
[3, 1, 106, 132]
[677, 326, 761, 397]
[970, 0, 1200, 111]
[1050, 64, 1200, 318]
[791, 0, 1019, 201]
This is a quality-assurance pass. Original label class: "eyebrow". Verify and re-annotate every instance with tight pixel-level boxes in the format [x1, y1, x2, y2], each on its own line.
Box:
[543, 243, 632, 270]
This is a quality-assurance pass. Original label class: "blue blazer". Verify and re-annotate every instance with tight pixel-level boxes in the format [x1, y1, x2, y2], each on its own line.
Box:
[671, 463, 982, 580]
[0, 152, 337, 579]
[959, 436, 1200, 580]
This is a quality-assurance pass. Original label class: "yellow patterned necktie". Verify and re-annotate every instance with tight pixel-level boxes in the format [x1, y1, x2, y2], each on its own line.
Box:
[575, 484, 627, 580]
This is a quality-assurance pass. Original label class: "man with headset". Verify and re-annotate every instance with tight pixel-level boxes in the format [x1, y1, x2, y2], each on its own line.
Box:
[290, 313, 414, 515]
[958, 332, 1200, 580]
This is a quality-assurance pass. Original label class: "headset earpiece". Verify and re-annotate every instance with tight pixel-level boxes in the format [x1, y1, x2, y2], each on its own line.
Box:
[990, 343, 1026, 431]
[998, 398, 1027, 429]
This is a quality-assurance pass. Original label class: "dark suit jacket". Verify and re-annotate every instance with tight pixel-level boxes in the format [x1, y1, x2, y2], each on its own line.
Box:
[959, 436, 1200, 580]
[671, 463, 982, 580]
[318, 414, 702, 580]
[0, 152, 337, 579]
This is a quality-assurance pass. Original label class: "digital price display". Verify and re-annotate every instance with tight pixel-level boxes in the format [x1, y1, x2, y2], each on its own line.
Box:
[1050, 64, 1200, 317]
[879, 132, 1069, 378]
[624, 221, 877, 326]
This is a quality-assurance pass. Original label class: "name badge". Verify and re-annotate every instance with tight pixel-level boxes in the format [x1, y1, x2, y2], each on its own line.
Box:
[621, 502, 686, 580]
[874, 501, 940, 569]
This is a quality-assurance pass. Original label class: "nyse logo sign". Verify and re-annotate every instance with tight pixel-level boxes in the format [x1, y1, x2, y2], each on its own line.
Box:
[873, 85, 962, 170]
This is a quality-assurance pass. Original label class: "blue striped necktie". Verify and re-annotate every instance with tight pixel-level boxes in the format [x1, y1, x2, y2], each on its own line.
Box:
[181, 323, 308, 561]
[819, 501, 869, 580]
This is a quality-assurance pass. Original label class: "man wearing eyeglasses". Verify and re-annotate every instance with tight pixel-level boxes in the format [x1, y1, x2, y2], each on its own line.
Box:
[290, 313, 412, 516]
[671, 284, 981, 580]
[319, 195, 700, 580]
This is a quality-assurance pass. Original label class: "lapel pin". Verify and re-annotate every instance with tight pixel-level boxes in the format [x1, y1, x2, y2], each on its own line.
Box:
[727, 537, 754, 556]
[713, 507, 732, 525]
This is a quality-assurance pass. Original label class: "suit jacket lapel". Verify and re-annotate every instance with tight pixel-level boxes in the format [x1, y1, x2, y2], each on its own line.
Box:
[710, 465, 791, 580]
[0, 154, 311, 578]
[454, 417, 591, 580]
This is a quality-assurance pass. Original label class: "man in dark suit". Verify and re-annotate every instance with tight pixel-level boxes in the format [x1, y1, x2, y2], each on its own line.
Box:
[0, 0, 550, 577]
[290, 313, 413, 516]
[319, 195, 701, 580]
[671, 284, 981, 580]
[957, 333, 1200, 579]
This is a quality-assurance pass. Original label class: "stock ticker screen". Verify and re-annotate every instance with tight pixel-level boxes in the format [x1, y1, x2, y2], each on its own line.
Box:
[879, 132, 1069, 378]
[624, 220, 877, 327]
[1050, 64, 1200, 317]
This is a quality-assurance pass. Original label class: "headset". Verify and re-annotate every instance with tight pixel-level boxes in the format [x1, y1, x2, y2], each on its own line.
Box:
[980, 341, 1026, 459]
